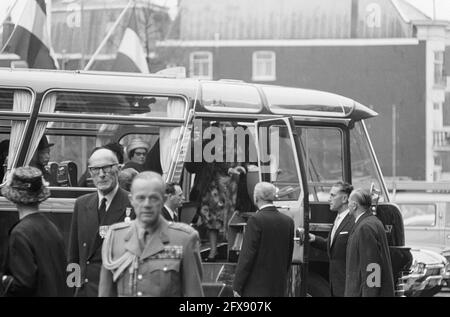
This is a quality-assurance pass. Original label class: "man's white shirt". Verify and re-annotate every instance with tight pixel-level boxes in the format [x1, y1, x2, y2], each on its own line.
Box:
[330, 209, 349, 245]
[97, 185, 119, 212]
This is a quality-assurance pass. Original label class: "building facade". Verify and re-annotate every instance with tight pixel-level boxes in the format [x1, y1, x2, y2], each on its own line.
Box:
[157, 0, 450, 181]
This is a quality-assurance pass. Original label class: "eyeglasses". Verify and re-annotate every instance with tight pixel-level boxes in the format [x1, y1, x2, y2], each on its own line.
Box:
[134, 151, 147, 156]
[89, 164, 117, 175]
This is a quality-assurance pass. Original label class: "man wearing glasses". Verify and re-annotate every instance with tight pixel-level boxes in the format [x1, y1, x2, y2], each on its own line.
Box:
[68, 147, 134, 297]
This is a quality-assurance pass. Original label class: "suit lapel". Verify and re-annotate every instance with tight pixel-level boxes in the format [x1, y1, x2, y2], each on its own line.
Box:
[329, 212, 352, 249]
[140, 218, 170, 261]
[86, 194, 100, 258]
[162, 207, 172, 221]
[88, 189, 129, 259]
[103, 188, 128, 225]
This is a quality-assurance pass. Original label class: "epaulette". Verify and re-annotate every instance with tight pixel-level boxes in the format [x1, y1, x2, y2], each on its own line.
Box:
[168, 222, 196, 234]
[109, 221, 132, 231]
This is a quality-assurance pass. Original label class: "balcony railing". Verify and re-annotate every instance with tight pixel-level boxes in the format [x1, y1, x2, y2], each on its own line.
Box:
[433, 128, 450, 149]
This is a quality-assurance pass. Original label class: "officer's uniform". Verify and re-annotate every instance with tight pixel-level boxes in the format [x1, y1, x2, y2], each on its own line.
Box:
[99, 217, 204, 297]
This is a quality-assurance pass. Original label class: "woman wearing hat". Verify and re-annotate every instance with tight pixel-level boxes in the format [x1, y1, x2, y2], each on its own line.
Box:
[1, 167, 70, 296]
[30, 136, 54, 184]
[123, 138, 149, 172]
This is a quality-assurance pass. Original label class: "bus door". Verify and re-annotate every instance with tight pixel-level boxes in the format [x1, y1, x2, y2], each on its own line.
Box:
[254, 117, 309, 296]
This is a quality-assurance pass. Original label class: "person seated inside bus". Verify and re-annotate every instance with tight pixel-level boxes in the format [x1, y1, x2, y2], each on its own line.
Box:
[30, 136, 55, 185]
[143, 138, 162, 174]
[118, 167, 138, 191]
[123, 138, 149, 172]
[0, 139, 9, 183]
[185, 121, 255, 261]
[78, 142, 125, 187]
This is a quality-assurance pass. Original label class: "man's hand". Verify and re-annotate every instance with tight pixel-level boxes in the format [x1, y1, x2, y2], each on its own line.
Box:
[233, 290, 241, 297]
[297, 228, 315, 243]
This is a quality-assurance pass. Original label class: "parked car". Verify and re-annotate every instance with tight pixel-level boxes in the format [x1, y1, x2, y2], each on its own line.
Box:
[401, 247, 448, 297]
[390, 183, 450, 290]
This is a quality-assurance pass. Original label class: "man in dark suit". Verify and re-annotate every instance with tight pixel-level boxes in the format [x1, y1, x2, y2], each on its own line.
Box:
[303, 181, 354, 297]
[233, 182, 294, 297]
[68, 147, 134, 297]
[162, 182, 184, 222]
[345, 188, 394, 297]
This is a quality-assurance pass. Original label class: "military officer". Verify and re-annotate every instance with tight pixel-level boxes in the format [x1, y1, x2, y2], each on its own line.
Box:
[99, 171, 204, 297]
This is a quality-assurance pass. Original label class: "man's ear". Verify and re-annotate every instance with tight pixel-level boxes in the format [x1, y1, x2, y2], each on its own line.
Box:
[342, 194, 349, 204]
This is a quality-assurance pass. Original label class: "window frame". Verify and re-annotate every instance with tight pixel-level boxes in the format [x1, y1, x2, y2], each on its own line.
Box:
[252, 51, 276, 82]
[434, 51, 445, 87]
[297, 125, 345, 202]
[189, 51, 213, 80]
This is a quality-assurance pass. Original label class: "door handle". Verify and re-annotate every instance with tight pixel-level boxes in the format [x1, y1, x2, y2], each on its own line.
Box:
[294, 227, 304, 246]
[277, 206, 291, 210]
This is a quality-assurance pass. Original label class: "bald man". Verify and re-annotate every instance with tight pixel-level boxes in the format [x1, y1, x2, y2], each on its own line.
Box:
[233, 182, 295, 297]
[345, 188, 394, 297]
[68, 147, 134, 297]
[99, 172, 203, 297]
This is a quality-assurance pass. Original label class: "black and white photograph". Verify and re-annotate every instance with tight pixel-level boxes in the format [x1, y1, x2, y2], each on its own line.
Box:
[0, 0, 449, 300]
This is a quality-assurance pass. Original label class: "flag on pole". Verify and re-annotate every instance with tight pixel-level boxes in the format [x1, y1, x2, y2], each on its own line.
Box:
[4, 0, 58, 69]
[112, 9, 149, 73]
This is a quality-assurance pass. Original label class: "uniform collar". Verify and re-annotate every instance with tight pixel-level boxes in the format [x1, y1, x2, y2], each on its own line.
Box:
[126, 217, 171, 260]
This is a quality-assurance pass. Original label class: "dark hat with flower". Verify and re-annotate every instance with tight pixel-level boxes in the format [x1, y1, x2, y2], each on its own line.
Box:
[1, 166, 50, 205]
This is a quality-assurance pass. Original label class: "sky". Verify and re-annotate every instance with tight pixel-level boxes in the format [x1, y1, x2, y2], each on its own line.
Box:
[0, 0, 449, 27]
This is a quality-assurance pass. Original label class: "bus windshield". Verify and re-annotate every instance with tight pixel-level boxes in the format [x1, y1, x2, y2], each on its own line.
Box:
[350, 121, 387, 201]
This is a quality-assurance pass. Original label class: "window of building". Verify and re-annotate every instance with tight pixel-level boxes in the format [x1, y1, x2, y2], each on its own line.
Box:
[189, 51, 212, 79]
[252, 51, 276, 81]
[434, 51, 445, 86]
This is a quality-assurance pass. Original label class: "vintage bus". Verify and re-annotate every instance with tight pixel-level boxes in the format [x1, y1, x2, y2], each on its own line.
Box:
[0, 68, 410, 296]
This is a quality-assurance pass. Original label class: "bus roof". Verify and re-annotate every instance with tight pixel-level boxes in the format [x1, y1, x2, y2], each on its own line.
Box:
[0, 68, 377, 121]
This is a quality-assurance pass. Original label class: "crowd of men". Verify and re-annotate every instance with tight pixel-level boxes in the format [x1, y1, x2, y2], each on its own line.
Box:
[0, 142, 395, 297]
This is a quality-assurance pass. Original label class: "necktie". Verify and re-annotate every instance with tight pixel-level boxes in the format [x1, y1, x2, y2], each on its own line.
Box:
[98, 198, 107, 224]
[330, 214, 341, 245]
[140, 230, 149, 250]
[173, 211, 178, 222]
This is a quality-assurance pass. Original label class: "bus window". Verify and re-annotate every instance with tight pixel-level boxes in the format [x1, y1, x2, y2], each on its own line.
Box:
[298, 127, 344, 201]
[0, 89, 33, 183]
[258, 124, 301, 201]
[41, 91, 187, 119]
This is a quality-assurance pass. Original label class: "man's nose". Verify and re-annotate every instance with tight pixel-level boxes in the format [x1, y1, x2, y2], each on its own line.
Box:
[98, 169, 107, 176]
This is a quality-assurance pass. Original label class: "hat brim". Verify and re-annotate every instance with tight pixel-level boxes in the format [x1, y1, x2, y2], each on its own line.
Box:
[40, 143, 54, 149]
[1, 185, 50, 205]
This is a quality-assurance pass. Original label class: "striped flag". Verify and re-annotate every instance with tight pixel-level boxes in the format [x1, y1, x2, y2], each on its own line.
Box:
[112, 9, 149, 73]
[4, 0, 58, 69]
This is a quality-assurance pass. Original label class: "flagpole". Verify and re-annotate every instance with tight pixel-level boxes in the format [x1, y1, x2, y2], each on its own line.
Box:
[84, 0, 134, 71]
[0, 0, 19, 28]
[0, 0, 27, 54]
